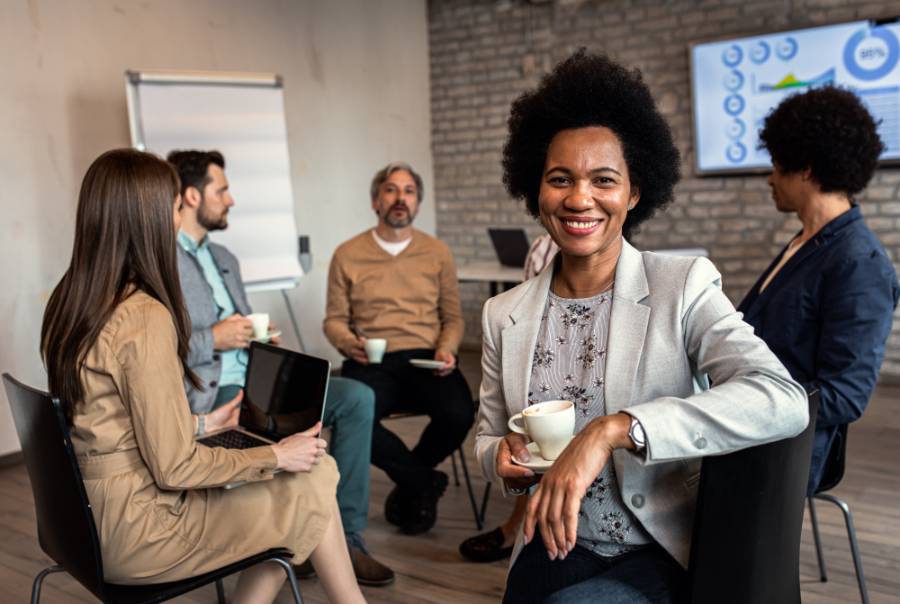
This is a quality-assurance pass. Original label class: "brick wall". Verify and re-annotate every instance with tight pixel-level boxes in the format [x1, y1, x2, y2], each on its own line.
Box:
[429, 0, 900, 380]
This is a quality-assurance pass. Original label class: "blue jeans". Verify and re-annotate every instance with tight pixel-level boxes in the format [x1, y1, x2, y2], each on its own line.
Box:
[215, 378, 375, 534]
[322, 377, 375, 534]
[504, 539, 686, 604]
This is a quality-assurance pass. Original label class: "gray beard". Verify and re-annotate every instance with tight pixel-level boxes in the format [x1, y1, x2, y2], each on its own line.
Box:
[385, 213, 413, 228]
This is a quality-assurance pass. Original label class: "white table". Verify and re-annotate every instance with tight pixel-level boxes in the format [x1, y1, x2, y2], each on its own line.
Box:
[457, 261, 523, 296]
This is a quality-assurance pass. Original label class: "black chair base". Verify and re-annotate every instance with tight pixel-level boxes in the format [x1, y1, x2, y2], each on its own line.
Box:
[386, 411, 491, 531]
[450, 447, 492, 530]
[808, 494, 869, 604]
[32, 548, 301, 604]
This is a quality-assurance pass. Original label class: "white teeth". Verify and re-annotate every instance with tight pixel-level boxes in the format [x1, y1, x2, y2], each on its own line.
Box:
[562, 220, 599, 229]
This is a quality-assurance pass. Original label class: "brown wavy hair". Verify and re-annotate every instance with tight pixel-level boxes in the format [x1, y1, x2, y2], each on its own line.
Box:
[41, 148, 199, 421]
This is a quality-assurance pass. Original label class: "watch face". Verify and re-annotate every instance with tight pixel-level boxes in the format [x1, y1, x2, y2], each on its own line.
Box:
[629, 417, 645, 448]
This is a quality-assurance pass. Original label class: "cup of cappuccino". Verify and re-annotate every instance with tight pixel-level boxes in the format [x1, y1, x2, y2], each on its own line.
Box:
[364, 338, 387, 363]
[507, 400, 575, 460]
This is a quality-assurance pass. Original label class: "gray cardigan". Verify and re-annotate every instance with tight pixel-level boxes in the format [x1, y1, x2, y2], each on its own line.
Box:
[177, 242, 252, 414]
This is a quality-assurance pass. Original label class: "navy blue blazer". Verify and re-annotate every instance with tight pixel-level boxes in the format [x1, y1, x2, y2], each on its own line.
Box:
[738, 205, 899, 495]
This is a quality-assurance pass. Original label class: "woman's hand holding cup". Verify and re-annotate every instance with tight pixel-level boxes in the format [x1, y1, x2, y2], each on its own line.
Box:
[496, 432, 538, 490]
[272, 421, 327, 473]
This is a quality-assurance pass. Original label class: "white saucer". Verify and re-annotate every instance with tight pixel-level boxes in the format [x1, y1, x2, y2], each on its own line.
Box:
[511, 442, 556, 473]
[252, 330, 282, 344]
[409, 359, 448, 370]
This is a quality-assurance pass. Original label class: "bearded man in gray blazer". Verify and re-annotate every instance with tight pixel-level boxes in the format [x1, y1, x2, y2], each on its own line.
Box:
[169, 150, 395, 586]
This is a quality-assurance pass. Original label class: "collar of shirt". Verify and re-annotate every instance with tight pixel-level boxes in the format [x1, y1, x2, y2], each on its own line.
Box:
[810, 204, 861, 245]
[177, 230, 210, 255]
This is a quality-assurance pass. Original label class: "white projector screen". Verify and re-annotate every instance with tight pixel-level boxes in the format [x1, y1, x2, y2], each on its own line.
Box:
[691, 17, 900, 175]
[125, 70, 302, 290]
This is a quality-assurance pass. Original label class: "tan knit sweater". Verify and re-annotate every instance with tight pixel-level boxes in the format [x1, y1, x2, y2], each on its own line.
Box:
[324, 229, 465, 356]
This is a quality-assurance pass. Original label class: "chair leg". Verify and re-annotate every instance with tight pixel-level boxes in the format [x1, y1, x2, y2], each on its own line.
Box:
[808, 497, 828, 582]
[215, 578, 226, 603]
[479, 481, 493, 528]
[31, 565, 64, 604]
[450, 450, 460, 486]
[815, 493, 869, 604]
[456, 446, 484, 530]
[270, 557, 303, 604]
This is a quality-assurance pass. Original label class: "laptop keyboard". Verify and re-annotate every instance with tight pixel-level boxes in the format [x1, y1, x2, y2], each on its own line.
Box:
[198, 430, 268, 450]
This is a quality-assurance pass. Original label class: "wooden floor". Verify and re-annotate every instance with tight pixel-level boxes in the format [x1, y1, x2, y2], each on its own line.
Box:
[1, 354, 898, 603]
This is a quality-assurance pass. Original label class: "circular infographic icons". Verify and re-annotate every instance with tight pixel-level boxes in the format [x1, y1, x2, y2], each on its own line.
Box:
[750, 41, 770, 64]
[724, 94, 745, 116]
[726, 118, 746, 140]
[723, 70, 744, 91]
[722, 44, 743, 67]
[776, 37, 798, 61]
[844, 26, 900, 81]
[726, 142, 747, 164]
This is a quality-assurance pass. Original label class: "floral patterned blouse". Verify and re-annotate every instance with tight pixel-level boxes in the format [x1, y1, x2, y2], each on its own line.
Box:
[529, 289, 652, 556]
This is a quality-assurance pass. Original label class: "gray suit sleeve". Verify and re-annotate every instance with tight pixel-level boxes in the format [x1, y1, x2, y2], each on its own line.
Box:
[474, 297, 508, 489]
[626, 257, 809, 464]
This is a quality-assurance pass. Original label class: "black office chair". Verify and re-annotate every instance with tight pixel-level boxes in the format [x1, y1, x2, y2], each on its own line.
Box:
[2, 373, 304, 604]
[386, 408, 491, 530]
[687, 391, 819, 604]
[807, 423, 869, 603]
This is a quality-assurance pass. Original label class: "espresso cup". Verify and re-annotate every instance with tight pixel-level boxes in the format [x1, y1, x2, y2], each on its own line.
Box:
[247, 313, 269, 339]
[364, 338, 387, 363]
[507, 400, 575, 460]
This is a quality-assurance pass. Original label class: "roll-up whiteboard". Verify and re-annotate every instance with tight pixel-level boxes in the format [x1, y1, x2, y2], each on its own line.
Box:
[125, 70, 302, 291]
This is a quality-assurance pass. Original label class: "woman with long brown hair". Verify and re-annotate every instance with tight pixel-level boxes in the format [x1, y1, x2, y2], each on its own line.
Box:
[41, 149, 365, 603]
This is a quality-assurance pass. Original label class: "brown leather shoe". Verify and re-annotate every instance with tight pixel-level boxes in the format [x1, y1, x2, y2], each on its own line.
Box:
[348, 545, 395, 586]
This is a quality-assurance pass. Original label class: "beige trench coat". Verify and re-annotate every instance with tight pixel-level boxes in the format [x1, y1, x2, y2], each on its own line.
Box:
[72, 291, 339, 584]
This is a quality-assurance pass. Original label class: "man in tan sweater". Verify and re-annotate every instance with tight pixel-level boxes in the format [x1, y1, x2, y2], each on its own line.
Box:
[324, 162, 475, 535]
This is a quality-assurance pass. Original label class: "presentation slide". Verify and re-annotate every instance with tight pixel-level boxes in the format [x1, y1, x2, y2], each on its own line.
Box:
[692, 18, 900, 174]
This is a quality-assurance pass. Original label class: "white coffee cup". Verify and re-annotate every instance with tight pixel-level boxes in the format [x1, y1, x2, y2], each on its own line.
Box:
[508, 400, 575, 461]
[364, 338, 387, 363]
[247, 313, 269, 339]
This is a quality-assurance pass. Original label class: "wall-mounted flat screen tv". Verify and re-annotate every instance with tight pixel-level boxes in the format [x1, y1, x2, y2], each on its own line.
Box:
[691, 17, 900, 175]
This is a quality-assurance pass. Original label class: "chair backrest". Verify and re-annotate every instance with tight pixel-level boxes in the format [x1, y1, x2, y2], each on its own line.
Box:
[2, 373, 106, 599]
[816, 423, 847, 493]
[687, 391, 819, 604]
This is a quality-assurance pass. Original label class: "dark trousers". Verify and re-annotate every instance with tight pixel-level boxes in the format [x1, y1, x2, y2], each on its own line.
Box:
[341, 349, 475, 489]
[504, 539, 686, 604]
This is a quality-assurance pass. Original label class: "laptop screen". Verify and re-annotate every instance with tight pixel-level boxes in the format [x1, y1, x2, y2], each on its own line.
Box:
[245, 342, 330, 431]
[488, 228, 530, 267]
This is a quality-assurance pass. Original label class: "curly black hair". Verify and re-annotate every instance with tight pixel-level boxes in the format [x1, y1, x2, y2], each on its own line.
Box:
[759, 86, 883, 196]
[502, 50, 680, 239]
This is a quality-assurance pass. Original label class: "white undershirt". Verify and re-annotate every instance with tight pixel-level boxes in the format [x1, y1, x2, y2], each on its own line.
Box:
[372, 230, 412, 256]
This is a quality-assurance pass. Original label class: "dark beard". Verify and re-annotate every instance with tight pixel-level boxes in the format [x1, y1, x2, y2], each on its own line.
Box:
[198, 201, 228, 231]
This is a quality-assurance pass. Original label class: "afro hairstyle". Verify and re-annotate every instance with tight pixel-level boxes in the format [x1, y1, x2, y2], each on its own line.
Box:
[502, 50, 680, 239]
[758, 86, 884, 197]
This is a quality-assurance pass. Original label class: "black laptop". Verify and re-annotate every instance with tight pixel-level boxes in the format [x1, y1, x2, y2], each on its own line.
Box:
[197, 342, 331, 453]
[488, 228, 530, 267]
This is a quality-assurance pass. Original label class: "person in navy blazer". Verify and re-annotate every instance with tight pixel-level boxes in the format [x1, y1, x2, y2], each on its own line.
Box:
[738, 86, 900, 495]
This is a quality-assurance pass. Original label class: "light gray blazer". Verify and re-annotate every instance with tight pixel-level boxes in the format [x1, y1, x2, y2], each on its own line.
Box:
[475, 239, 808, 568]
[177, 242, 252, 414]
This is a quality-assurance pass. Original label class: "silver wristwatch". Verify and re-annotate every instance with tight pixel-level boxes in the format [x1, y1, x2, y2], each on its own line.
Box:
[628, 415, 646, 451]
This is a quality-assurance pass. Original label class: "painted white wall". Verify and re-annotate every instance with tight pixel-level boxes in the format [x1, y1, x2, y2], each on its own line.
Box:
[0, 0, 433, 456]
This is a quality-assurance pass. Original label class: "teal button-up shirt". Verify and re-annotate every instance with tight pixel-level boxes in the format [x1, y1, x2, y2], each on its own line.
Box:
[178, 230, 248, 388]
